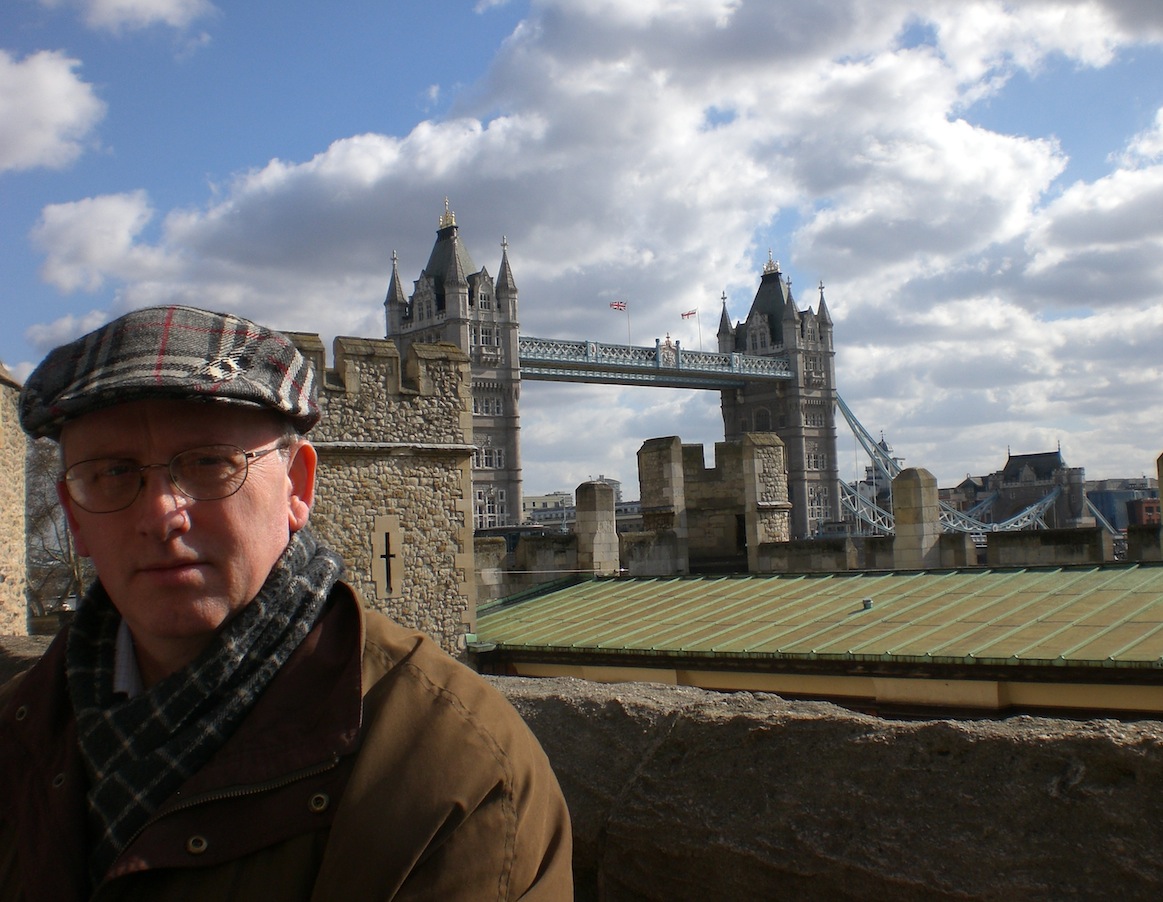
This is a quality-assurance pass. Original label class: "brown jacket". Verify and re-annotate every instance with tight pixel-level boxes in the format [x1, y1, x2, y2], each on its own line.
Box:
[0, 584, 573, 901]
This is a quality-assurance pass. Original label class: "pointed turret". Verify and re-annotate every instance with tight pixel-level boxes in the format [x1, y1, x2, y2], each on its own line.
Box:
[816, 280, 832, 326]
[716, 291, 732, 337]
[497, 236, 518, 295]
[384, 250, 408, 336]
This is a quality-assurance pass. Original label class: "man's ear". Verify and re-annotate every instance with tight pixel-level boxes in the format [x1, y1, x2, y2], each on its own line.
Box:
[56, 480, 92, 558]
[286, 440, 317, 532]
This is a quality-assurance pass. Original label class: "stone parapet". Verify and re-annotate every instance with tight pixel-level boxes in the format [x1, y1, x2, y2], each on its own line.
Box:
[1128, 525, 1162, 562]
[986, 526, 1114, 568]
[756, 536, 857, 572]
[495, 676, 1163, 901]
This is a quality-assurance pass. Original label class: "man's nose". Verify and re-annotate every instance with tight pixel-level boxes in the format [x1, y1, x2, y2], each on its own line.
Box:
[135, 465, 192, 535]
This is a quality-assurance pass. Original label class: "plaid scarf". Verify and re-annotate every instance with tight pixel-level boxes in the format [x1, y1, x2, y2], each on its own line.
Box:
[66, 525, 344, 884]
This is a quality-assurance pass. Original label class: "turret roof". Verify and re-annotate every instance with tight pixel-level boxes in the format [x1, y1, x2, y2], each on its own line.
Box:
[423, 201, 477, 287]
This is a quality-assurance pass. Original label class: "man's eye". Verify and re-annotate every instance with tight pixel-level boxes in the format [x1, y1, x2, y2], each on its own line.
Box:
[95, 461, 136, 480]
[188, 451, 237, 471]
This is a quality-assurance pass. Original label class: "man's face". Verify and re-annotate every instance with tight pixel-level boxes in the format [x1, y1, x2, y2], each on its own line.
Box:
[58, 399, 316, 680]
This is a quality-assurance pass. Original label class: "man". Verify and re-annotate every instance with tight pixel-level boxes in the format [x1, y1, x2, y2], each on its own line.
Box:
[0, 305, 573, 901]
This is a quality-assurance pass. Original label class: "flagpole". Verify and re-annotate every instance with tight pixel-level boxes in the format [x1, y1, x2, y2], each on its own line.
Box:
[626, 306, 632, 345]
[697, 309, 702, 350]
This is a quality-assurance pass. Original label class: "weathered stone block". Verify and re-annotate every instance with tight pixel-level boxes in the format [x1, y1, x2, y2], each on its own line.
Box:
[496, 676, 1163, 902]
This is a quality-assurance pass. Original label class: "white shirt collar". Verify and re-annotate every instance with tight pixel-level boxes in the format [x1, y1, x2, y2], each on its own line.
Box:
[113, 617, 145, 698]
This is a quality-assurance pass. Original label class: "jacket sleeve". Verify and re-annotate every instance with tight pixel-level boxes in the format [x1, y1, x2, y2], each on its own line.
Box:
[311, 629, 573, 902]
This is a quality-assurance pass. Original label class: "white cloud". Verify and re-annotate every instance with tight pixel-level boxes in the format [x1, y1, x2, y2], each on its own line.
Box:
[26, 309, 111, 355]
[31, 191, 172, 292]
[39, 0, 216, 32]
[1117, 107, 1163, 167]
[0, 50, 105, 173]
[20, 0, 1163, 487]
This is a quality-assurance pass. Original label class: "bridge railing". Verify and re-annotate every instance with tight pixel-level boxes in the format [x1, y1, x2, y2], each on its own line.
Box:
[518, 336, 791, 382]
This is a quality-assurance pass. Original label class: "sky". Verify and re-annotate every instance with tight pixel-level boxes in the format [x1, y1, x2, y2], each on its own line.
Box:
[2, 0, 1163, 499]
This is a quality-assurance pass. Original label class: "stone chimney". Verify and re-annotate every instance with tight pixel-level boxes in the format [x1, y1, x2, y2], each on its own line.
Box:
[893, 468, 941, 570]
[575, 480, 620, 576]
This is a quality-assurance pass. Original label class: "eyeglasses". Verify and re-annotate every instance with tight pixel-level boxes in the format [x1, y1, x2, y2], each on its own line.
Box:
[62, 444, 285, 514]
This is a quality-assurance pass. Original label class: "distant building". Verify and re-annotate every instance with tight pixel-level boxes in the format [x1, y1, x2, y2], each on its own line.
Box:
[954, 449, 1093, 529]
[385, 202, 522, 528]
[719, 255, 840, 538]
[1086, 476, 1159, 531]
[524, 491, 574, 518]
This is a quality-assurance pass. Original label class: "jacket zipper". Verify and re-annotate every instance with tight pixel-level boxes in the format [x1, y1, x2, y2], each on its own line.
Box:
[107, 753, 343, 877]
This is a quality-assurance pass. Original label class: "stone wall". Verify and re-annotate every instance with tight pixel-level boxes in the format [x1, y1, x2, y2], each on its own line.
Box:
[637, 434, 791, 573]
[986, 526, 1114, 568]
[0, 367, 25, 635]
[288, 333, 476, 653]
[756, 536, 857, 572]
[497, 675, 1163, 901]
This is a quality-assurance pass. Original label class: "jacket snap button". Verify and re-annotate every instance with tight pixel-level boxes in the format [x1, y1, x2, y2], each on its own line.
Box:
[308, 792, 330, 814]
[51, 773, 65, 788]
[14, 706, 28, 721]
[186, 835, 208, 855]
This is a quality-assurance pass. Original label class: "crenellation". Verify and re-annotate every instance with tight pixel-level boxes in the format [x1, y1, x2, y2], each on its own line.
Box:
[289, 333, 475, 654]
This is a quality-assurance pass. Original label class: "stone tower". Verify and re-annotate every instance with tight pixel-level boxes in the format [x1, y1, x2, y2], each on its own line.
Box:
[719, 254, 841, 538]
[385, 201, 522, 527]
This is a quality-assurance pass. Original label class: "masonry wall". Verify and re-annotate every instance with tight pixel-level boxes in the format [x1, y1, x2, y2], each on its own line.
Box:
[638, 434, 792, 573]
[986, 526, 1114, 568]
[498, 676, 1163, 901]
[288, 334, 476, 653]
[0, 369, 26, 635]
[682, 442, 746, 561]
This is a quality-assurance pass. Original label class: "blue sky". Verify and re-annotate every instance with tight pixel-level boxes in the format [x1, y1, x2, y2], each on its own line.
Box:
[3, 0, 1163, 496]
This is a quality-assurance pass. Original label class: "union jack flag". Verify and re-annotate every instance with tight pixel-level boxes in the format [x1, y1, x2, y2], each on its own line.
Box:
[609, 301, 627, 311]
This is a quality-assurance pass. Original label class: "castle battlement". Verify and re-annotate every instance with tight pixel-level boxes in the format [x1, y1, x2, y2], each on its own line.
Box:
[285, 332, 476, 654]
[286, 333, 473, 448]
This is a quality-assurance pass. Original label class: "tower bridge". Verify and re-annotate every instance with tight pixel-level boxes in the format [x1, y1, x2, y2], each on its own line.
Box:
[517, 335, 792, 389]
[385, 203, 1082, 539]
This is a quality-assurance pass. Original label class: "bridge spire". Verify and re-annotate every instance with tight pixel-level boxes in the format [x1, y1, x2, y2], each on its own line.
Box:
[439, 196, 456, 229]
[816, 280, 832, 325]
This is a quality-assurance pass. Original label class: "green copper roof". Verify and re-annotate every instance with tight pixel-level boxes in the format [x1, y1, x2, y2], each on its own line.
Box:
[476, 564, 1163, 670]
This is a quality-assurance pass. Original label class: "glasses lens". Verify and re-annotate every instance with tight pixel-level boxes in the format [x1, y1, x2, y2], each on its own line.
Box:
[171, 445, 249, 500]
[65, 459, 141, 513]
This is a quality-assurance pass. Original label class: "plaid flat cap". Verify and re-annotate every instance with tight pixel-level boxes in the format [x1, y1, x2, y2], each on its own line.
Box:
[19, 305, 320, 439]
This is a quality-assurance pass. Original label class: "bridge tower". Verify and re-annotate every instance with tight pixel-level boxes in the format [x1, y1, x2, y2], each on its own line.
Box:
[719, 254, 841, 538]
[385, 201, 523, 528]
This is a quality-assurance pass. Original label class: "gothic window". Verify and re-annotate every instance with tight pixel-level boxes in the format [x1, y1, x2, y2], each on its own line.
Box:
[472, 449, 481, 468]
[481, 326, 494, 346]
[480, 291, 492, 310]
[496, 449, 505, 468]
[470, 326, 479, 346]
[484, 449, 495, 468]
[755, 408, 772, 431]
[808, 484, 830, 523]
